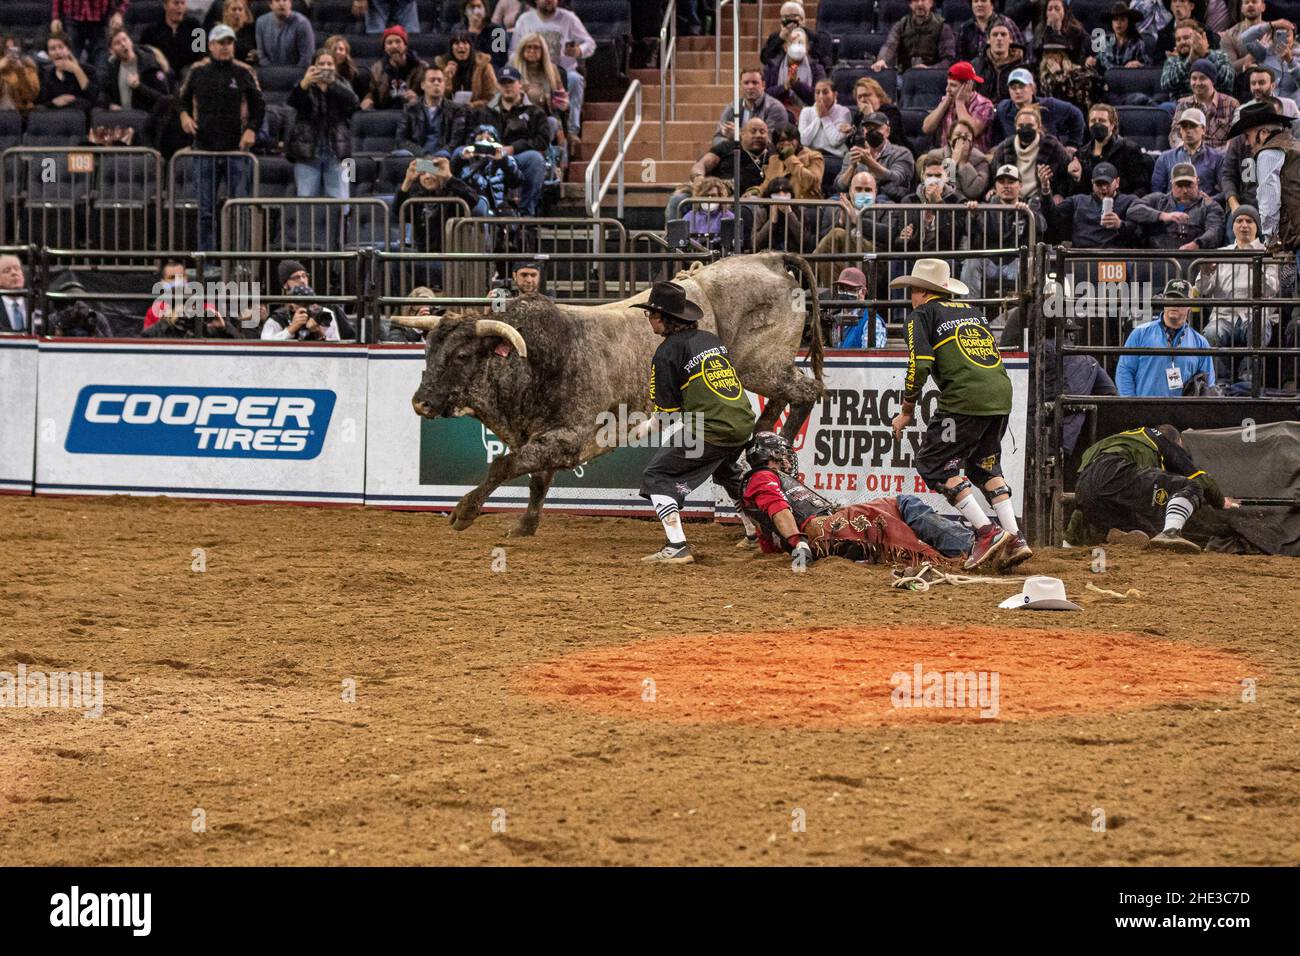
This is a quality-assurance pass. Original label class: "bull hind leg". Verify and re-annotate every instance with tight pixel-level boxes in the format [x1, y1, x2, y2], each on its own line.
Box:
[748, 364, 825, 440]
[510, 470, 555, 537]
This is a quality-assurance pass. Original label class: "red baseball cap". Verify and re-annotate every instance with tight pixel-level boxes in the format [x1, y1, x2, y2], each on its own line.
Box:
[948, 61, 984, 84]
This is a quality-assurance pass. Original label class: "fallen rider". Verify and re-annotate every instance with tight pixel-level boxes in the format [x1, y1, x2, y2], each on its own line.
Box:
[738, 431, 996, 569]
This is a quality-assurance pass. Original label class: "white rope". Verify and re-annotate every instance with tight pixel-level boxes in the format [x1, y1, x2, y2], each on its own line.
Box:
[890, 562, 1028, 592]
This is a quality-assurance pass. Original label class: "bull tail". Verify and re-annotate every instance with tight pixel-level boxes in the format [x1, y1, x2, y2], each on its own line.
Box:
[784, 253, 824, 385]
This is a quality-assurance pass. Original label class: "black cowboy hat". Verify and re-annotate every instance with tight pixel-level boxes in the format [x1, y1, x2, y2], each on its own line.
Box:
[631, 280, 704, 324]
[1226, 100, 1288, 140]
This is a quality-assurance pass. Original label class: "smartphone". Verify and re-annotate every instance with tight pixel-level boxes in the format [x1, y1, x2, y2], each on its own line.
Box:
[414, 158, 439, 174]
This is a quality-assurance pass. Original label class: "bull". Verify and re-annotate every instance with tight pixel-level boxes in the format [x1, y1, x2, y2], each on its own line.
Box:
[396, 252, 825, 537]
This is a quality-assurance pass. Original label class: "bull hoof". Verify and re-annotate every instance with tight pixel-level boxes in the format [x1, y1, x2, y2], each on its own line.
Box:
[449, 501, 482, 531]
[508, 517, 539, 537]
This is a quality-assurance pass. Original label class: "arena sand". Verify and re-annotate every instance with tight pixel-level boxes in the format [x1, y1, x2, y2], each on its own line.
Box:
[1, 496, 1297, 866]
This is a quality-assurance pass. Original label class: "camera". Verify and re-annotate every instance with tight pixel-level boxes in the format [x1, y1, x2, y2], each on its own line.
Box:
[55, 300, 98, 333]
[473, 141, 502, 154]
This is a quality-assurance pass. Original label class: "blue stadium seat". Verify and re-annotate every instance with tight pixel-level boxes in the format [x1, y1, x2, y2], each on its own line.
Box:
[1104, 67, 1164, 105]
[312, 0, 358, 34]
[900, 107, 929, 145]
[875, 0, 910, 31]
[351, 110, 403, 155]
[125, 0, 163, 41]
[409, 34, 450, 61]
[1117, 105, 1172, 152]
[347, 155, 380, 195]
[258, 65, 304, 106]
[440, 0, 463, 31]
[0, 111, 24, 151]
[348, 34, 386, 62]
[941, 0, 974, 24]
[6, 3, 51, 44]
[900, 67, 947, 109]
[833, 66, 898, 107]
[24, 109, 87, 147]
[819, 0, 875, 34]
[90, 108, 151, 145]
[1269, 0, 1300, 22]
[375, 155, 414, 197]
[259, 155, 296, 197]
[416, 0, 441, 30]
[1071, 0, 1123, 32]
[836, 33, 889, 61]
[571, 0, 632, 38]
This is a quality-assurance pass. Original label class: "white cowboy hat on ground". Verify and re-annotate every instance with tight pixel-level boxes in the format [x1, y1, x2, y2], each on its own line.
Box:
[998, 576, 1082, 611]
[888, 258, 970, 296]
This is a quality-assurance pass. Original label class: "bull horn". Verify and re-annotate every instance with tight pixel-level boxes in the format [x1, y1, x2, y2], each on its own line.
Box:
[475, 319, 528, 359]
[390, 314, 443, 332]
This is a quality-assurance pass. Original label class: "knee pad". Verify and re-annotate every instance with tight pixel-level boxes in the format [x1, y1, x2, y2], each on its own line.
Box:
[986, 482, 1012, 503]
[935, 477, 973, 505]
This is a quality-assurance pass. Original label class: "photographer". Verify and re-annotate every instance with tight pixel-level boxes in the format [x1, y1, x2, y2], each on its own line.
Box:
[452, 124, 523, 216]
[394, 156, 487, 250]
[143, 303, 242, 339]
[261, 260, 342, 341]
[287, 48, 359, 199]
[52, 300, 113, 337]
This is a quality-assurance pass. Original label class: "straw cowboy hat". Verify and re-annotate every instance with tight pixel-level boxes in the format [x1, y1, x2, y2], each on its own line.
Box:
[997, 576, 1082, 611]
[888, 258, 970, 296]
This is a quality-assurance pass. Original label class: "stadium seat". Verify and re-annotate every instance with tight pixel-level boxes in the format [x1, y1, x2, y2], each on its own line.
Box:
[348, 34, 386, 62]
[875, 0, 910, 31]
[258, 155, 296, 197]
[262, 103, 298, 152]
[836, 33, 889, 62]
[0, 111, 23, 151]
[900, 107, 929, 146]
[1104, 67, 1164, 105]
[834, 67, 897, 107]
[572, 0, 633, 38]
[818, 0, 875, 34]
[24, 109, 87, 147]
[1269, 0, 1300, 22]
[257, 65, 304, 106]
[312, 0, 357, 34]
[409, 34, 450, 61]
[351, 110, 403, 155]
[1071, 0, 1124, 32]
[347, 155, 380, 196]
[6, 3, 50, 44]
[941, 0, 974, 24]
[1117, 105, 1173, 152]
[900, 68, 947, 109]
[89, 108, 151, 144]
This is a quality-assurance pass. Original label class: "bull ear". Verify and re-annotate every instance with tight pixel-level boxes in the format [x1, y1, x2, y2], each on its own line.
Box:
[474, 319, 528, 359]
[390, 315, 443, 332]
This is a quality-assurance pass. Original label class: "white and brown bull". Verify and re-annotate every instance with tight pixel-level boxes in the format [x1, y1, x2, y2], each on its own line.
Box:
[397, 252, 825, 536]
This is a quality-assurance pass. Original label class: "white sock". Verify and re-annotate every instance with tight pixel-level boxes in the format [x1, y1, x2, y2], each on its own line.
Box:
[1163, 494, 1195, 534]
[955, 491, 991, 529]
[990, 489, 1019, 535]
[738, 512, 757, 537]
[651, 494, 687, 545]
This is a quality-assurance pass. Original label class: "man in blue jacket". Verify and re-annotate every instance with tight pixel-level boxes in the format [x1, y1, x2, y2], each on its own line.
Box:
[1116, 278, 1215, 396]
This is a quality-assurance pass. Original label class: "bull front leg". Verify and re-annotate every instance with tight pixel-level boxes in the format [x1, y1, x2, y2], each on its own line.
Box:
[509, 470, 555, 538]
[450, 431, 584, 531]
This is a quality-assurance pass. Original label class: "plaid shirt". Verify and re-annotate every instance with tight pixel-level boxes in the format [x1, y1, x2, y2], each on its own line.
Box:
[1160, 49, 1235, 101]
[1171, 92, 1241, 150]
[52, 0, 128, 23]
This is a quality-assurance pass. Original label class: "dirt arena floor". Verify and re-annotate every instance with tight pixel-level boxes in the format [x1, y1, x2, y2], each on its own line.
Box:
[1, 495, 1297, 866]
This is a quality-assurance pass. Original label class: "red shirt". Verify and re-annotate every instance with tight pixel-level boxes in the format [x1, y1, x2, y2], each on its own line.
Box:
[742, 470, 800, 554]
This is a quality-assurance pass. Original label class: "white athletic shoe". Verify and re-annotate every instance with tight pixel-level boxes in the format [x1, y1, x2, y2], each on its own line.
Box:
[641, 543, 696, 564]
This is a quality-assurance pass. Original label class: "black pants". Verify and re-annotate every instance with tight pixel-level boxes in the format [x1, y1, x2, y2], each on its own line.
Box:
[639, 441, 745, 507]
[1076, 453, 1205, 535]
[915, 412, 1009, 491]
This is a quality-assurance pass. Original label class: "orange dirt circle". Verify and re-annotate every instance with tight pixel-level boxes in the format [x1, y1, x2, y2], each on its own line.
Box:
[519, 626, 1251, 727]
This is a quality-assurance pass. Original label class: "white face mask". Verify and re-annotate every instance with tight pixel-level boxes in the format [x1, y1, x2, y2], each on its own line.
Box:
[788, 43, 806, 61]
[924, 176, 943, 189]
[700, 202, 720, 213]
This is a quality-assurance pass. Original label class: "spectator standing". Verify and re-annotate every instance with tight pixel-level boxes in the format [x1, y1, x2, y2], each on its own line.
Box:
[763, 27, 824, 124]
[872, 0, 956, 73]
[1229, 102, 1300, 271]
[1152, 107, 1224, 194]
[399, 64, 468, 158]
[326, 35, 371, 101]
[1161, 21, 1234, 102]
[958, 0, 1023, 63]
[1129, 163, 1226, 251]
[38, 33, 97, 110]
[1116, 279, 1216, 396]
[287, 48, 359, 199]
[1089, 2, 1150, 71]
[834, 111, 915, 202]
[49, 0, 125, 68]
[1, 38, 42, 114]
[362, 25, 424, 110]
[1220, 0, 1268, 70]
[716, 67, 788, 143]
[178, 24, 264, 252]
[441, 29, 498, 109]
[760, 3, 833, 74]
[141, 0, 204, 80]
[993, 68, 1085, 147]
[1170, 60, 1240, 149]
[221, 0, 259, 66]
[1079, 103, 1153, 195]
[922, 60, 994, 152]
[256, 0, 314, 69]
[510, 0, 593, 149]
[472, 66, 549, 216]
[366, 0, 420, 37]
[971, 22, 1025, 104]
[1195, 204, 1280, 383]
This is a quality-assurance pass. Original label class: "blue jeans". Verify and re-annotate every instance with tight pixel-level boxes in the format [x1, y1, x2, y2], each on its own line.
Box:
[513, 149, 546, 215]
[565, 69, 585, 136]
[194, 154, 253, 253]
[960, 258, 1020, 299]
[897, 494, 974, 558]
[67, 17, 110, 68]
[366, 0, 420, 34]
[294, 154, 350, 198]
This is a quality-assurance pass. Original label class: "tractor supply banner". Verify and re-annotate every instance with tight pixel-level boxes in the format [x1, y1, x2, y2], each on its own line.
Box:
[716, 353, 1030, 518]
[35, 340, 368, 503]
[364, 345, 717, 514]
[0, 337, 37, 494]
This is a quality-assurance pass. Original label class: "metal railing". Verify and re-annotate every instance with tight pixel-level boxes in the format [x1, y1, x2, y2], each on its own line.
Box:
[715, 0, 738, 84]
[659, 0, 678, 158]
[584, 80, 643, 218]
[166, 149, 262, 252]
[220, 196, 391, 255]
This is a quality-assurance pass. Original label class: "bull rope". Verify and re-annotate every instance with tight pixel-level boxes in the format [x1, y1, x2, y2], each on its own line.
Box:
[890, 562, 1027, 592]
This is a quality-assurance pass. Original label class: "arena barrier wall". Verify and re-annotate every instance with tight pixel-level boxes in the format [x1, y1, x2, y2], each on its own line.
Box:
[0, 337, 38, 494]
[33, 339, 369, 504]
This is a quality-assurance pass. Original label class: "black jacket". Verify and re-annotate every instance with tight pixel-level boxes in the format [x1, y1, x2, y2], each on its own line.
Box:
[399, 98, 469, 156]
[1077, 134, 1153, 198]
[178, 57, 265, 151]
[472, 97, 549, 156]
[286, 80, 358, 162]
[393, 177, 482, 251]
[100, 46, 174, 111]
[38, 63, 97, 111]
[141, 16, 205, 79]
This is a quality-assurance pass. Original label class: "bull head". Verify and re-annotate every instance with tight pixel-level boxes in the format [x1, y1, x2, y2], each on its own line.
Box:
[409, 315, 530, 420]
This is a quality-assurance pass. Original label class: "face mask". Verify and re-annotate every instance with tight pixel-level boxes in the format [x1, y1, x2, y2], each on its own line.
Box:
[865, 129, 885, 148]
[853, 192, 875, 209]
[287, 284, 314, 297]
[1090, 122, 1109, 141]
[788, 43, 806, 61]
[1016, 124, 1037, 145]
[700, 202, 720, 213]
[924, 176, 943, 189]
[773, 194, 792, 201]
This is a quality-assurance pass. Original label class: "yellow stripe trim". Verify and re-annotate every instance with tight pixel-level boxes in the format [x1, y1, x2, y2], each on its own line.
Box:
[654, 405, 682, 412]
[933, 334, 957, 349]
[913, 354, 935, 360]
[1188, 470, 1205, 479]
